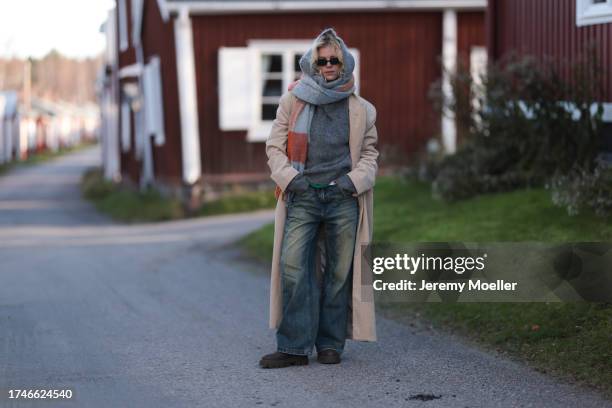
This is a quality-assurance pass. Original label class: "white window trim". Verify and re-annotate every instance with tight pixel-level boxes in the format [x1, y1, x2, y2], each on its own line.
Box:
[246, 39, 360, 142]
[576, 0, 612, 26]
[118, 0, 129, 52]
[119, 62, 143, 79]
[218, 48, 253, 131]
[247, 40, 311, 142]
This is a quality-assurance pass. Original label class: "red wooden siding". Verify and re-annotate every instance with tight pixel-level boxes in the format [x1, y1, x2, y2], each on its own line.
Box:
[117, 0, 183, 186]
[116, 0, 139, 185]
[487, 0, 612, 102]
[190, 12, 446, 177]
[458, 11, 486, 68]
[457, 11, 486, 146]
[141, 0, 183, 185]
[117, 1, 137, 68]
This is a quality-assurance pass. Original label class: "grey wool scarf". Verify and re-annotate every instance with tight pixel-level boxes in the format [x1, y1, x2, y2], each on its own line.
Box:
[291, 28, 357, 107]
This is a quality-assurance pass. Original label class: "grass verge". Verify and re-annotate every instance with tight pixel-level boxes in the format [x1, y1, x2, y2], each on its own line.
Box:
[80, 167, 276, 223]
[238, 174, 612, 397]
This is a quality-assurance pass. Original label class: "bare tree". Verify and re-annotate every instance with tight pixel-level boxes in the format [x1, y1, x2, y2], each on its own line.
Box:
[0, 49, 104, 103]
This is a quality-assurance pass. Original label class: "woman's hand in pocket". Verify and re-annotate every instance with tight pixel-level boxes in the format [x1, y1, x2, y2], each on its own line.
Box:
[286, 174, 309, 194]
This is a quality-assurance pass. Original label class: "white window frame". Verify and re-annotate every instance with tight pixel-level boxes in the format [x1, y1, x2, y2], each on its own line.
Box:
[246, 39, 360, 142]
[576, 0, 612, 26]
[118, 0, 129, 51]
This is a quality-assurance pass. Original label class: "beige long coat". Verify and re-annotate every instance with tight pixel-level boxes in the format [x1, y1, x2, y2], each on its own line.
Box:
[265, 90, 379, 342]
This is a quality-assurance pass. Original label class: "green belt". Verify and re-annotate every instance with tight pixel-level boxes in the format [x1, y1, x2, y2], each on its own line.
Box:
[309, 181, 336, 189]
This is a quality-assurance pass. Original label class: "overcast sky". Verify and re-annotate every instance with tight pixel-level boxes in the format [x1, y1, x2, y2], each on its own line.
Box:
[0, 0, 115, 59]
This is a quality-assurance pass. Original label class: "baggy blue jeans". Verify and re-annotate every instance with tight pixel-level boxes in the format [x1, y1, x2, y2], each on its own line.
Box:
[276, 184, 359, 356]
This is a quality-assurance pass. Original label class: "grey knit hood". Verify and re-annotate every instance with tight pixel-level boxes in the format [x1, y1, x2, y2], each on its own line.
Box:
[291, 28, 356, 105]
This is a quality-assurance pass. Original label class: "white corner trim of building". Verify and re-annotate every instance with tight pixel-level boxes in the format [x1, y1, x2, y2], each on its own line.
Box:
[174, 7, 202, 185]
[441, 8, 458, 154]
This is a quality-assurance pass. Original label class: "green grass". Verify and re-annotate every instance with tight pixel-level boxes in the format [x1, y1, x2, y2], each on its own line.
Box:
[0, 139, 98, 176]
[238, 223, 276, 264]
[81, 167, 184, 222]
[238, 174, 612, 397]
[196, 191, 277, 217]
[372, 176, 612, 242]
[80, 167, 277, 223]
[240, 175, 612, 262]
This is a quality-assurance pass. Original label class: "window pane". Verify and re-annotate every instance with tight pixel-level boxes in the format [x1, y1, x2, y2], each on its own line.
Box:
[262, 104, 278, 121]
[262, 54, 282, 73]
[294, 54, 303, 72]
[262, 79, 282, 97]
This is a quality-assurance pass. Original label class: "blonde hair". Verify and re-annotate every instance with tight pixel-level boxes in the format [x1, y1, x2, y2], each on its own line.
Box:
[309, 29, 344, 73]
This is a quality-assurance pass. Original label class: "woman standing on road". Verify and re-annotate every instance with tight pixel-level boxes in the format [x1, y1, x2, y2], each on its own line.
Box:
[261, 27, 379, 369]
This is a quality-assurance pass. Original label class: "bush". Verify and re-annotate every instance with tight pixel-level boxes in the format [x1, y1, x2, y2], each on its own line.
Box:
[432, 141, 542, 201]
[549, 157, 612, 218]
[429, 49, 605, 202]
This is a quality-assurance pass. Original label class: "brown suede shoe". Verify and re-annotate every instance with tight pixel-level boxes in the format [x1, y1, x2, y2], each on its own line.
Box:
[317, 349, 341, 364]
[259, 351, 309, 368]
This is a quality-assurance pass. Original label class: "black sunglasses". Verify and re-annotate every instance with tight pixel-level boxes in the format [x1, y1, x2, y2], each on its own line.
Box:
[316, 57, 341, 66]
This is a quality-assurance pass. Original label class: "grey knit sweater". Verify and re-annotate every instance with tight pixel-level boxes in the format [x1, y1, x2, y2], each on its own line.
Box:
[286, 97, 357, 194]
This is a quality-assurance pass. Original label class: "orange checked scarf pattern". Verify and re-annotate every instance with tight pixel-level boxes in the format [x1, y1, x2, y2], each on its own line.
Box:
[273, 80, 309, 200]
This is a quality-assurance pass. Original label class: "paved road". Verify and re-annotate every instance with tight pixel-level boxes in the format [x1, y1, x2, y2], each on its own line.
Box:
[0, 145, 610, 408]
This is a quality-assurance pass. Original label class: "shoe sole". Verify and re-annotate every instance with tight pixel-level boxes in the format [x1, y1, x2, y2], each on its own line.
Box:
[259, 358, 309, 369]
[317, 356, 341, 364]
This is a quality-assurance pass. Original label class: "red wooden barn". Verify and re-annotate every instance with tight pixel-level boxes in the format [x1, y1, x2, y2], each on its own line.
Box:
[486, 0, 612, 153]
[100, 0, 487, 202]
